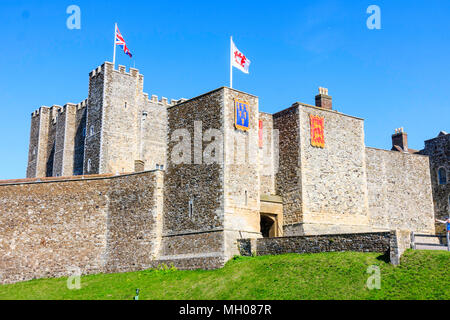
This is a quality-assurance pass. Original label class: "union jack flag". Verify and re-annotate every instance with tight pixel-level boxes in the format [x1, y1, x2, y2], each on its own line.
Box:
[115, 25, 133, 58]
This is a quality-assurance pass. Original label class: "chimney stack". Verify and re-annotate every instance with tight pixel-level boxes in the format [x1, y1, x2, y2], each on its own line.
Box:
[391, 128, 408, 152]
[315, 87, 332, 110]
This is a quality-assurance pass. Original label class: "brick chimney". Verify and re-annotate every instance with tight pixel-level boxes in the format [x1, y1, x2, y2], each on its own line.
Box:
[315, 87, 332, 110]
[391, 128, 408, 152]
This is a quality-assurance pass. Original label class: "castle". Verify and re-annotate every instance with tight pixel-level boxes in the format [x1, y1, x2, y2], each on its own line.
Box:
[0, 62, 440, 284]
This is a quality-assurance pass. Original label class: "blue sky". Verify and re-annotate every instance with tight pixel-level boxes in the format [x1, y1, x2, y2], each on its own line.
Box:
[0, 0, 449, 179]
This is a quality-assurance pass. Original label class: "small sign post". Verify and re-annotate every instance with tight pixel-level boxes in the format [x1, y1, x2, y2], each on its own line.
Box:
[134, 288, 140, 300]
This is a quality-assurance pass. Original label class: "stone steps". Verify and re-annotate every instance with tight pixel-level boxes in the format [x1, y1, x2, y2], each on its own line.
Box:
[415, 244, 449, 251]
[413, 233, 449, 251]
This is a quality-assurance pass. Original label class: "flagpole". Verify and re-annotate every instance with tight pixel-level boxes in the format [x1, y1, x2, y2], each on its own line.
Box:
[113, 23, 117, 70]
[230, 36, 233, 89]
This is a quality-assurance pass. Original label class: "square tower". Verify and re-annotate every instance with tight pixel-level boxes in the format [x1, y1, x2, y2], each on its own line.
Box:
[161, 87, 261, 268]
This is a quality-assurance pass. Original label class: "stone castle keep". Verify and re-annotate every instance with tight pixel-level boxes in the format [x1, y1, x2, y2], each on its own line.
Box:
[0, 62, 439, 284]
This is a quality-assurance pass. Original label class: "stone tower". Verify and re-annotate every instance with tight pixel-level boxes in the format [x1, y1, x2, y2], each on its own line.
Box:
[27, 102, 87, 178]
[27, 62, 179, 178]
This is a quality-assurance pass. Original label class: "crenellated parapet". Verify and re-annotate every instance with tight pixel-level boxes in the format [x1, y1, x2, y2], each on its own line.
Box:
[115, 64, 141, 78]
[31, 107, 43, 118]
[90, 62, 144, 79]
[89, 64, 106, 78]
[28, 61, 189, 178]
[145, 93, 187, 107]
[50, 105, 63, 124]
[76, 99, 88, 111]
[31, 98, 87, 119]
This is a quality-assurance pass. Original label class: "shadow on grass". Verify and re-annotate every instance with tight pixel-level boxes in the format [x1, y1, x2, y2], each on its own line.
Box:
[375, 251, 390, 263]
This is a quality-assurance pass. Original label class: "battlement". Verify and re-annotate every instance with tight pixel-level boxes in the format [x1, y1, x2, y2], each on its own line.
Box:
[31, 106, 47, 118]
[114, 64, 143, 80]
[90, 62, 143, 79]
[88, 62, 189, 108]
[56, 102, 82, 116]
[144, 93, 188, 107]
[117, 64, 137, 76]
[89, 62, 145, 86]
[76, 99, 88, 111]
[50, 105, 63, 124]
[32, 99, 88, 119]
[89, 63, 107, 78]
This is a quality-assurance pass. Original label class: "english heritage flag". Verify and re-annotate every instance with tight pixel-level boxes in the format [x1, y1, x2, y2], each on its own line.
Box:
[115, 25, 133, 58]
[231, 39, 251, 74]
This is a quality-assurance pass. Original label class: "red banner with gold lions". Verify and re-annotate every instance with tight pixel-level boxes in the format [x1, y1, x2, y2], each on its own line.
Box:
[310, 115, 325, 148]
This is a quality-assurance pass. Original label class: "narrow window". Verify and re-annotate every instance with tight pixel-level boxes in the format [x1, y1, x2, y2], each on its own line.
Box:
[124, 102, 127, 109]
[160, 165, 164, 170]
[87, 159, 92, 173]
[89, 125, 94, 137]
[156, 164, 159, 170]
[245, 190, 248, 206]
[188, 199, 194, 218]
[82, 128, 86, 137]
[438, 168, 447, 185]
[32, 147, 37, 156]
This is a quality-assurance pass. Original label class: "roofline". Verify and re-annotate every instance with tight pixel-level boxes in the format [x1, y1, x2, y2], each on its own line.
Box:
[167, 87, 258, 110]
[272, 102, 364, 121]
[424, 133, 449, 143]
[365, 146, 429, 158]
[0, 170, 162, 187]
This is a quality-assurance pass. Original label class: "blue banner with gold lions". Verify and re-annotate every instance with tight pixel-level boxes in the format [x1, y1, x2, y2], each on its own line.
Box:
[234, 99, 250, 131]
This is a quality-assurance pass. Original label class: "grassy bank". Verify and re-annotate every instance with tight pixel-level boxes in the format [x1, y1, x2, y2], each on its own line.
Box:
[0, 250, 448, 300]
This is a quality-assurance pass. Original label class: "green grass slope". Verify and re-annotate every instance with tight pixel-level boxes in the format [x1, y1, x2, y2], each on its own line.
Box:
[0, 250, 449, 300]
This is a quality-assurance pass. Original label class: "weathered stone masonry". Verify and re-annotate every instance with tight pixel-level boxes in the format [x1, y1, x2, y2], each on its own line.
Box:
[9, 62, 440, 283]
[271, 101, 435, 236]
[238, 232, 392, 257]
[161, 87, 263, 268]
[27, 62, 178, 179]
[419, 133, 450, 234]
[238, 230, 411, 266]
[366, 148, 435, 234]
[161, 88, 225, 269]
[0, 170, 163, 284]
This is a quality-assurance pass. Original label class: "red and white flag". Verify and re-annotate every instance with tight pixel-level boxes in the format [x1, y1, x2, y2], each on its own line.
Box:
[231, 39, 251, 74]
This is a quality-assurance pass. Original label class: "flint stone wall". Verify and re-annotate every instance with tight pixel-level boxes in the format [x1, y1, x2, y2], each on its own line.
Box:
[298, 105, 370, 232]
[53, 104, 78, 177]
[45, 109, 59, 177]
[273, 106, 302, 225]
[73, 106, 87, 176]
[84, 65, 104, 175]
[274, 104, 370, 235]
[366, 147, 435, 234]
[0, 170, 163, 284]
[239, 232, 391, 256]
[161, 88, 225, 269]
[52, 107, 66, 177]
[420, 134, 450, 234]
[26, 111, 41, 178]
[239, 231, 412, 265]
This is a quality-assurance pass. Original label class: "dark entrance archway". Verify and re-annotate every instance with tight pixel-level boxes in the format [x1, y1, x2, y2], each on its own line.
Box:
[260, 214, 276, 238]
